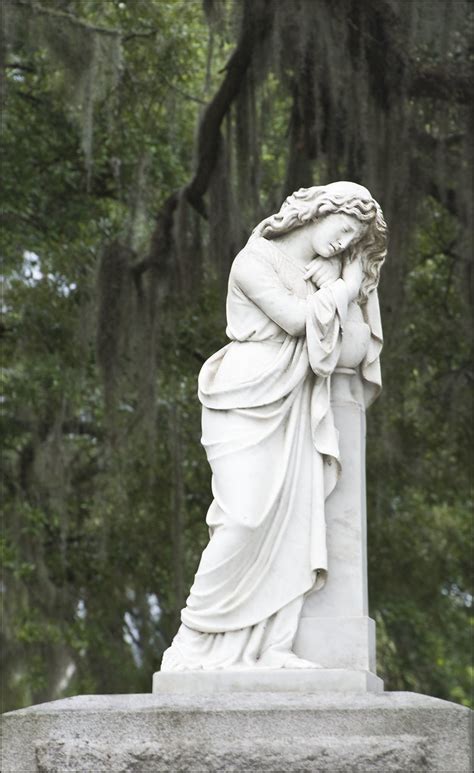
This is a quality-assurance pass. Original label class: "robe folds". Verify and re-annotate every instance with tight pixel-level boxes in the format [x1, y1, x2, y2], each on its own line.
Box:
[161, 236, 382, 671]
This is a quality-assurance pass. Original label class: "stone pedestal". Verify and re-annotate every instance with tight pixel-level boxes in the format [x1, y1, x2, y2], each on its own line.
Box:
[294, 371, 379, 682]
[2, 692, 471, 772]
[153, 668, 382, 694]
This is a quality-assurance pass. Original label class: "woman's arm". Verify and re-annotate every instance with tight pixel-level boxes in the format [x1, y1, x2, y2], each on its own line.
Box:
[342, 256, 364, 302]
[232, 251, 308, 336]
[233, 250, 355, 336]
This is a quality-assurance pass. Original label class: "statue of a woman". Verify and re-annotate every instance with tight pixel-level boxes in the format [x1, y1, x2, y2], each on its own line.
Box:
[161, 181, 387, 671]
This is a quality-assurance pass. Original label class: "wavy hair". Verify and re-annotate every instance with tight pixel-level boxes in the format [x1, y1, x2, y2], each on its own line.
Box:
[252, 183, 388, 302]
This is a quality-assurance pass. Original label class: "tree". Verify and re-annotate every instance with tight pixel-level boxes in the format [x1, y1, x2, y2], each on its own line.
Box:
[1, 0, 472, 710]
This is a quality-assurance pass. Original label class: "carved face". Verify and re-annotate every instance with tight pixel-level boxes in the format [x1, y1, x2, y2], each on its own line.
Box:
[309, 213, 366, 258]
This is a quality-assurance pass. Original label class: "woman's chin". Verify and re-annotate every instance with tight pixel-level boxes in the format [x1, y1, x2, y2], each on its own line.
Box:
[315, 247, 334, 259]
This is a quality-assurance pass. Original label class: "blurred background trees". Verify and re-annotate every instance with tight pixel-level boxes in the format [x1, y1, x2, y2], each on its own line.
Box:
[1, 0, 472, 711]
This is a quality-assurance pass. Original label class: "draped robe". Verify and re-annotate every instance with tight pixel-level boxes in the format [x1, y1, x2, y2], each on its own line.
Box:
[161, 236, 382, 671]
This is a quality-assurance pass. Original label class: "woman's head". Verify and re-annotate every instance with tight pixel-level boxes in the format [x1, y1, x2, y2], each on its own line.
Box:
[252, 181, 388, 302]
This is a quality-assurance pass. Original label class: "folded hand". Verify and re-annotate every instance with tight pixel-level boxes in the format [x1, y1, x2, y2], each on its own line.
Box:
[304, 256, 342, 287]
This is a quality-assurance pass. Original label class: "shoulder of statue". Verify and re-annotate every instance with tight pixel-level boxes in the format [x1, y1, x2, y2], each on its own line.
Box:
[231, 238, 278, 280]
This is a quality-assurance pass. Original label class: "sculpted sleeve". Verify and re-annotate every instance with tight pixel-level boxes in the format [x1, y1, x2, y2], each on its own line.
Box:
[232, 251, 307, 337]
[232, 250, 349, 379]
[306, 278, 349, 377]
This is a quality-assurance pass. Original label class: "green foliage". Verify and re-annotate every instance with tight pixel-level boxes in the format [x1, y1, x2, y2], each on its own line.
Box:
[1, 0, 471, 712]
[367, 202, 472, 706]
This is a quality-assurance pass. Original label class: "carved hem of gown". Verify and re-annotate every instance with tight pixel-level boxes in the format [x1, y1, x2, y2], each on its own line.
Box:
[161, 593, 310, 671]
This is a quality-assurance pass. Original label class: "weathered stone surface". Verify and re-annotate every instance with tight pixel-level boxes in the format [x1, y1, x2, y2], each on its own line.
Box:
[2, 691, 471, 773]
[35, 735, 427, 773]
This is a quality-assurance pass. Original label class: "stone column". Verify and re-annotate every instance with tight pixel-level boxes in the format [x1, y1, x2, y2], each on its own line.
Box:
[294, 369, 379, 680]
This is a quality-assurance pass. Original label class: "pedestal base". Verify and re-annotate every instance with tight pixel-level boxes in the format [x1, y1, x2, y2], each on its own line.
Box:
[153, 667, 383, 694]
[294, 616, 377, 670]
[2, 692, 471, 772]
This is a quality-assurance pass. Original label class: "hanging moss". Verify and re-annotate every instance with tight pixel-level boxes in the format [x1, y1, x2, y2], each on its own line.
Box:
[117, 0, 471, 423]
[3, 0, 122, 176]
[237, 0, 471, 336]
[96, 241, 134, 415]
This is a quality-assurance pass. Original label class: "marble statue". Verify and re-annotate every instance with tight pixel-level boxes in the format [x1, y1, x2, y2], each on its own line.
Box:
[161, 181, 387, 672]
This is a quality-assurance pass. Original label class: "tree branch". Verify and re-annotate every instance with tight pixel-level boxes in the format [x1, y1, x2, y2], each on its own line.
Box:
[123, 29, 159, 43]
[155, 67, 206, 106]
[409, 64, 472, 104]
[131, 192, 178, 277]
[5, 63, 36, 72]
[184, 0, 272, 214]
[133, 0, 273, 278]
[13, 1, 120, 37]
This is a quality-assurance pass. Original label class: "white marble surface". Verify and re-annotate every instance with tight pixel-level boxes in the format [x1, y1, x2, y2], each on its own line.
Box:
[293, 374, 378, 675]
[301, 389, 369, 620]
[153, 668, 383, 694]
[160, 182, 387, 675]
[295, 617, 377, 671]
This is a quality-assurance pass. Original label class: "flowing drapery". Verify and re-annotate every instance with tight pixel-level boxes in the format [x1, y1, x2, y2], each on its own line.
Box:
[161, 237, 381, 670]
